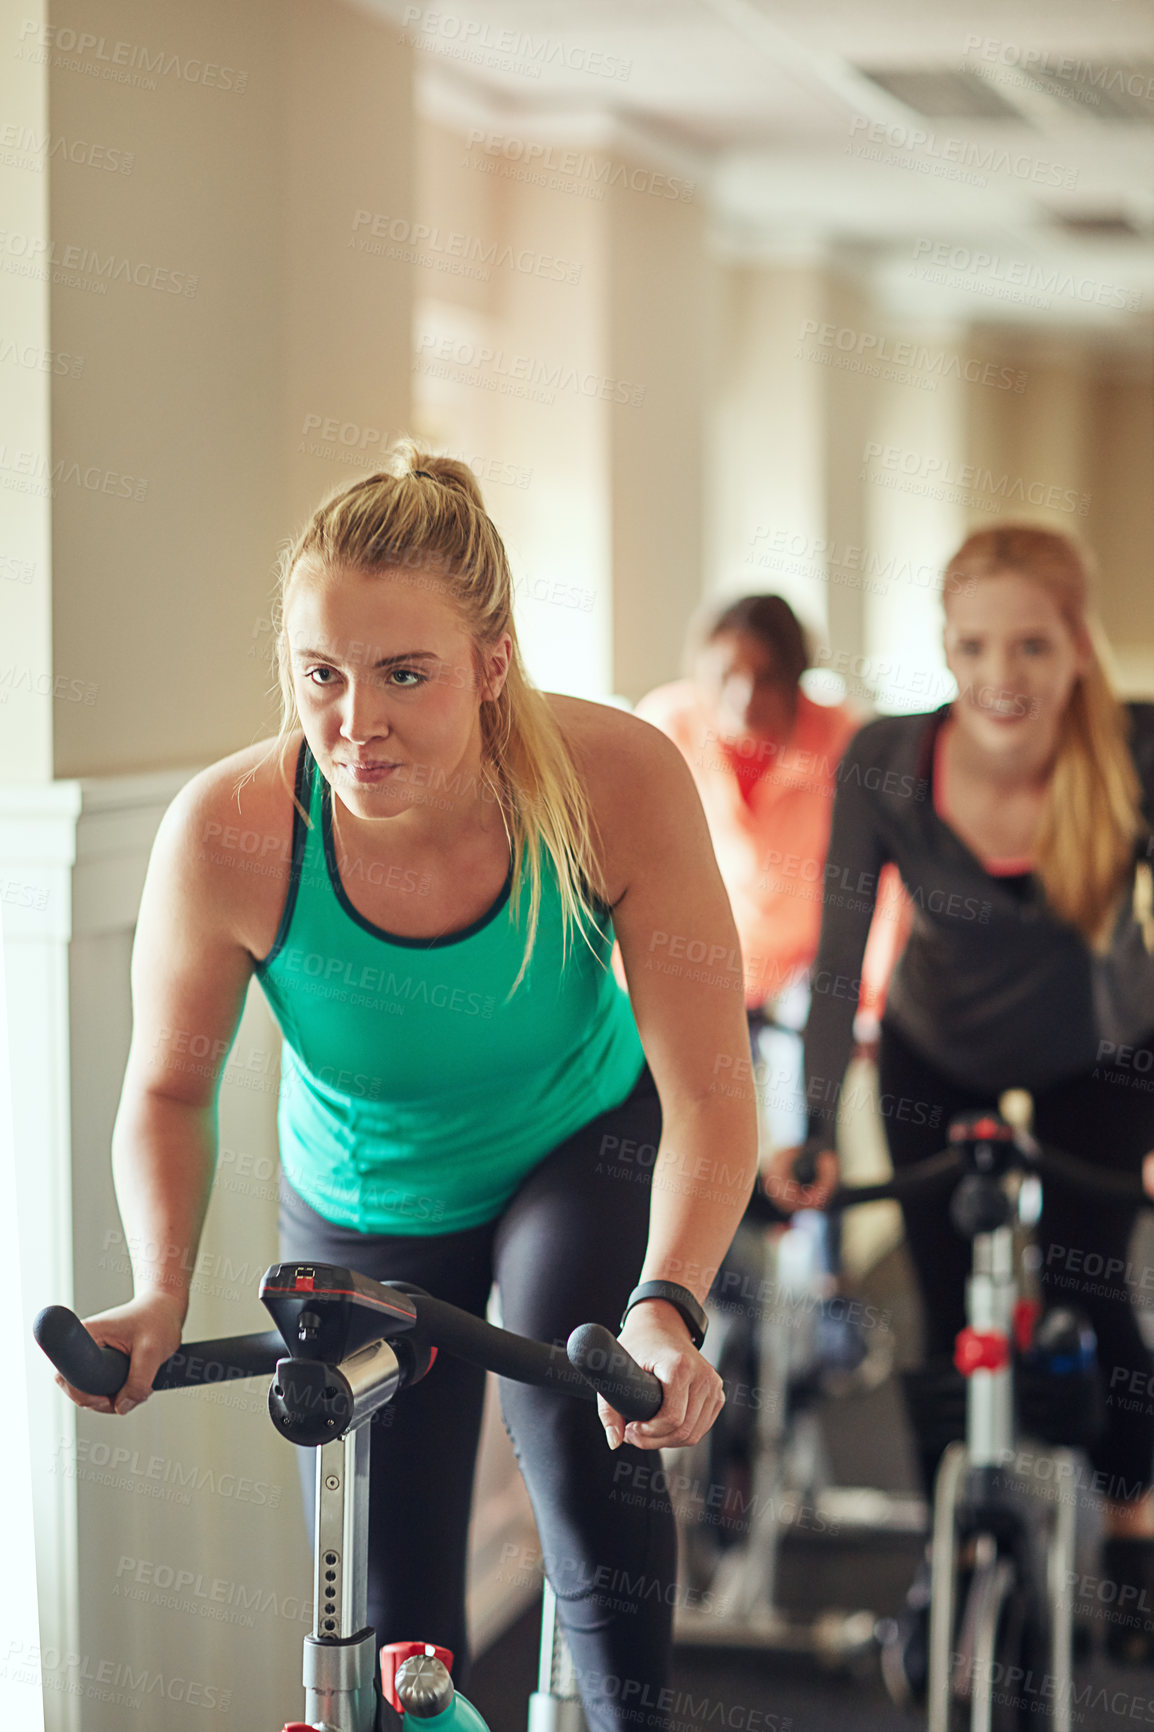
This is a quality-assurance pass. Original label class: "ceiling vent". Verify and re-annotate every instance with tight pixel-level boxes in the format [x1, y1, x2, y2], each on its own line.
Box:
[855, 67, 1027, 120]
[858, 63, 1154, 125]
[1023, 61, 1154, 123]
[1048, 211, 1146, 239]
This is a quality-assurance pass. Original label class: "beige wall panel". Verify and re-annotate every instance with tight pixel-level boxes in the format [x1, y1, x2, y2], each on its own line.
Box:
[412, 116, 612, 694]
[710, 261, 828, 630]
[861, 340, 966, 711]
[45, 0, 411, 779]
[414, 119, 499, 324]
[709, 264, 831, 644]
[962, 336, 1154, 692]
[819, 270, 875, 668]
[1086, 368, 1154, 693]
[607, 165, 708, 703]
[289, 0, 414, 516]
[487, 164, 612, 697]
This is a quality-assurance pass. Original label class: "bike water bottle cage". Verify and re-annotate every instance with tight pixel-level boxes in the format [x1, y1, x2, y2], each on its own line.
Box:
[261, 1262, 420, 1361]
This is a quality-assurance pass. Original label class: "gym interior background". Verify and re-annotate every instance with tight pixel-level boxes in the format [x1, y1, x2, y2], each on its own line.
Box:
[1, 1, 1152, 1727]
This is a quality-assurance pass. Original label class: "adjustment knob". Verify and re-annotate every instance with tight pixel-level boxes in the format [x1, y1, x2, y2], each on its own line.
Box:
[396, 1652, 455, 1718]
[955, 1327, 1010, 1376]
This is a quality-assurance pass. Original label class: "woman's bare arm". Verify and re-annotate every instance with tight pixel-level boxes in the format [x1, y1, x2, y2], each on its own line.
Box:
[68, 765, 259, 1412]
[573, 704, 759, 1448]
[604, 716, 759, 1299]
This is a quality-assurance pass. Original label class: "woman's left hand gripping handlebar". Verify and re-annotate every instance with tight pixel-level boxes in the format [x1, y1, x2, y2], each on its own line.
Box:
[599, 1300, 723, 1452]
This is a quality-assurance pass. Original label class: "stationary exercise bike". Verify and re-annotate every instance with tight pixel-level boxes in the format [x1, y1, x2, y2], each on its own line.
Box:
[36, 1262, 662, 1732]
[671, 996, 904, 1663]
[815, 1108, 1149, 1732]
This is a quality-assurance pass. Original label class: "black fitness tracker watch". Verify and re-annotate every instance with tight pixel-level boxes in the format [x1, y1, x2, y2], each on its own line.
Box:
[620, 1281, 708, 1350]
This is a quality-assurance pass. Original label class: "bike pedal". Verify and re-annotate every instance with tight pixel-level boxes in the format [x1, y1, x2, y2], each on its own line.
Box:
[878, 1553, 932, 1709]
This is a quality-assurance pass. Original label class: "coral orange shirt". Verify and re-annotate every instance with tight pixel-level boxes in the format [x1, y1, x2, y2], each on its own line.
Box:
[635, 680, 909, 1013]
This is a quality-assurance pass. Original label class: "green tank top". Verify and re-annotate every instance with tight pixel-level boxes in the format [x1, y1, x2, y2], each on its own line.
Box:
[254, 740, 647, 1234]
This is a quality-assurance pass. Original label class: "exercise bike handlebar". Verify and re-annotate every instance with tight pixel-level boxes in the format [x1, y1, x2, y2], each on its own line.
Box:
[34, 1288, 664, 1423]
[1029, 1140, 1151, 1205]
[820, 1137, 1151, 1212]
[33, 1309, 285, 1396]
[752, 1120, 1152, 1222]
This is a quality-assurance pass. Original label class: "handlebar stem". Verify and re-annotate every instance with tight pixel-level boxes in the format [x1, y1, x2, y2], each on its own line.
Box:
[314, 1428, 371, 1641]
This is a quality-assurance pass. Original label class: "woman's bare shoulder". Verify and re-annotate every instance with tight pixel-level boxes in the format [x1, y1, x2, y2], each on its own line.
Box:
[545, 693, 687, 782]
[544, 694, 718, 909]
[166, 731, 304, 838]
[155, 733, 305, 955]
[544, 692, 703, 856]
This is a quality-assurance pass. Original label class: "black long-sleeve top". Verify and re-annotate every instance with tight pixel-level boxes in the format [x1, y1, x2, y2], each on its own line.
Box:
[803, 702, 1154, 1141]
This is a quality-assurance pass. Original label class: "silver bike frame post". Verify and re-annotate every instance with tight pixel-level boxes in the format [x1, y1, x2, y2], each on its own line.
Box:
[928, 1224, 1017, 1732]
[928, 1441, 970, 1732]
[966, 1226, 1015, 1466]
[302, 1424, 379, 1732]
[528, 1583, 588, 1732]
[1047, 1449, 1076, 1732]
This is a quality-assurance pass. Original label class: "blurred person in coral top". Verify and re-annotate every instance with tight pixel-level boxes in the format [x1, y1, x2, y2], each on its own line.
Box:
[636, 594, 908, 1151]
[635, 593, 908, 1527]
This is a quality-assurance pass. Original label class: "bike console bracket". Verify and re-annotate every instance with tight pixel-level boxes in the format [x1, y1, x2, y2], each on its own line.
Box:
[260, 1263, 419, 1362]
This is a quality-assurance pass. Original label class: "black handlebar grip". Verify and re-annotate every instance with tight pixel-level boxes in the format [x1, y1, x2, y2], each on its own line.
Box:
[412, 1293, 596, 1399]
[1038, 1143, 1150, 1203]
[566, 1324, 663, 1423]
[793, 1148, 818, 1188]
[745, 1184, 796, 1225]
[151, 1332, 285, 1390]
[35, 1308, 286, 1398]
[34, 1306, 130, 1398]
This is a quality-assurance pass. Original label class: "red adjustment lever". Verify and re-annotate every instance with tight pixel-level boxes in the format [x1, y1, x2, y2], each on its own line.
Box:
[955, 1327, 1010, 1376]
[381, 1641, 455, 1714]
[1013, 1298, 1042, 1354]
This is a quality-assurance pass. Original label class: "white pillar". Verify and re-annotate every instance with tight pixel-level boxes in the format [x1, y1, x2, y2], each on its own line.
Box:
[0, 782, 80, 1731]
[0, 770, 314, 1732]
[861, 325, 969, 712]
[0, 868, 50, 1731]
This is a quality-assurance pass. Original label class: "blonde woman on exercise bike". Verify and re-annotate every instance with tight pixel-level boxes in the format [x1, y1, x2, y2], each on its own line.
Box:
[56, 446, 757, 1732]
[767, 522, 1154, 1683]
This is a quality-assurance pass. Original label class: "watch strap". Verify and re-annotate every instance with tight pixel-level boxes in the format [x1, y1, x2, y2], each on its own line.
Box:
[620, 1280, 707, 1349]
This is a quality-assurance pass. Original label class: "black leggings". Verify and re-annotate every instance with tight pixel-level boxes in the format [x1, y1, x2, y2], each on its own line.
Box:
[277, 1065, 675, 1732]
[879, 1019, 1154, 1499]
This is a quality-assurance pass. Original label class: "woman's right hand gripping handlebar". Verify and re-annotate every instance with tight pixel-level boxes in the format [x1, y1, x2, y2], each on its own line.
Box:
[760, 1141, 840, 1213]
[54, 1290, 185, 1417]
